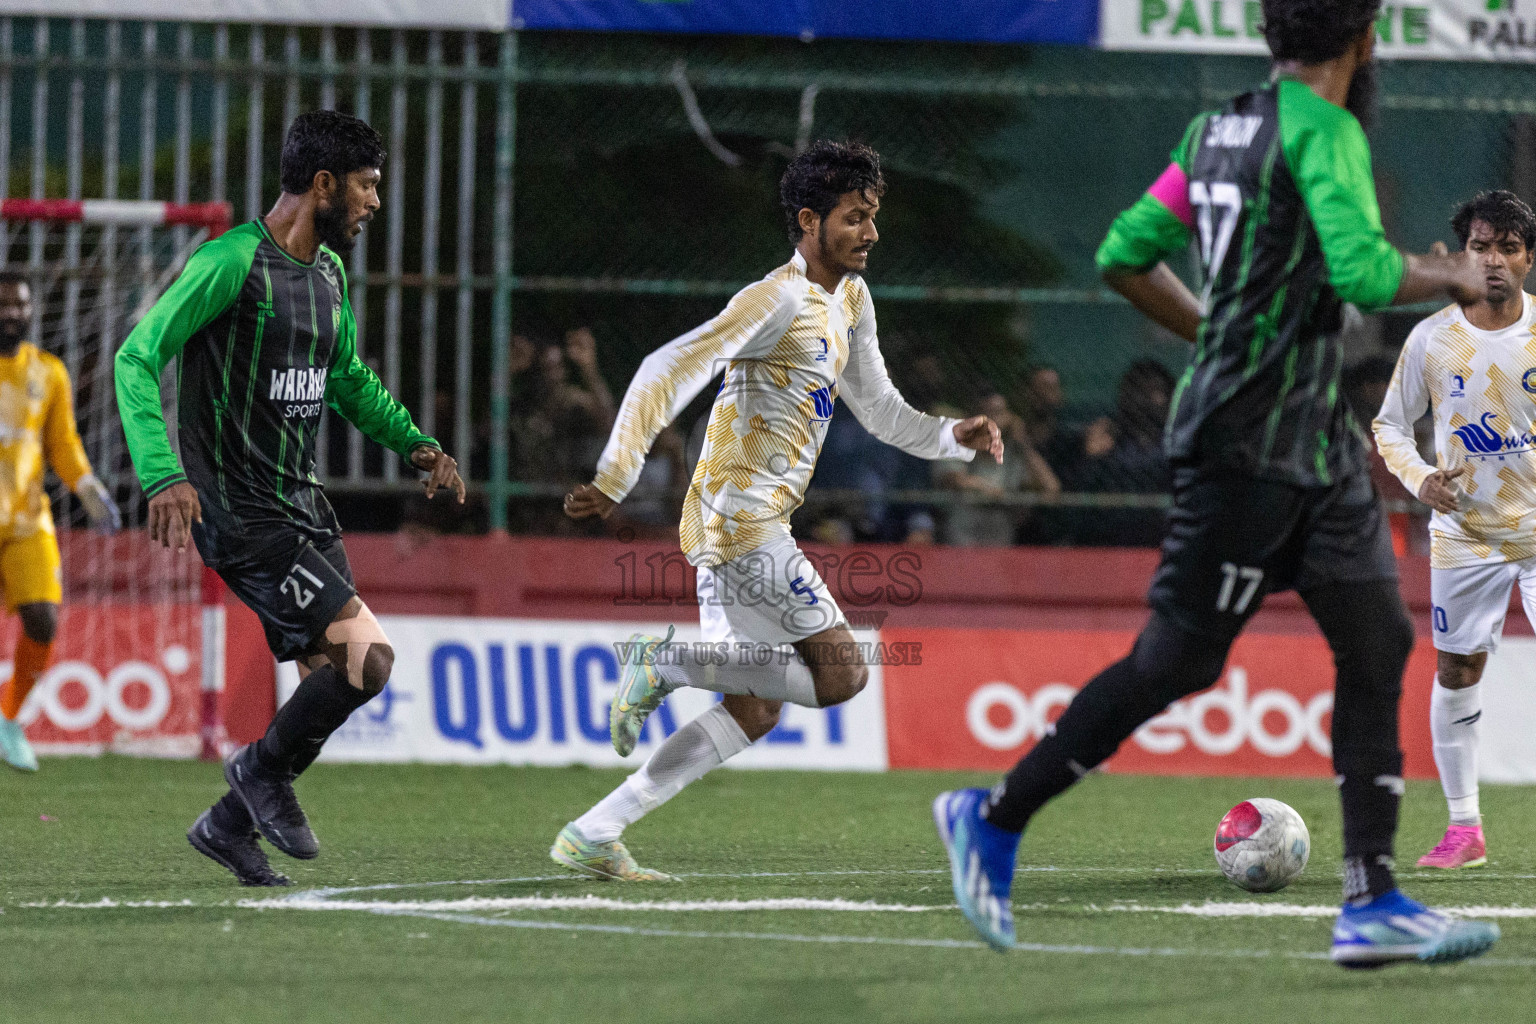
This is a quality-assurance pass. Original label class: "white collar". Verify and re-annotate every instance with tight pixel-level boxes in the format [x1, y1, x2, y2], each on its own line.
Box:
[1456, 291, 1533, 338]
[791, 249, 845, 297]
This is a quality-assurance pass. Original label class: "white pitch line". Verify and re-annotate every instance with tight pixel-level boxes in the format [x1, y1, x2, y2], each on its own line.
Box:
[1013, 902, 1536, 919]
[18, 888, 1536, 966]
[244, 895, 954, 914]
[284, 865, 1225, 902]
[18, 899, 198, 909]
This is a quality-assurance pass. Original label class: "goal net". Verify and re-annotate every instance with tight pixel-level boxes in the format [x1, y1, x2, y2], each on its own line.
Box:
[0, 199, 232, 759]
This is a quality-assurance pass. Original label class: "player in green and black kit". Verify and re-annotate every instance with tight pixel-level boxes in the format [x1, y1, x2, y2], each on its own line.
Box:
[934, 0, 1502, 965]
[116, 111, 465, 886]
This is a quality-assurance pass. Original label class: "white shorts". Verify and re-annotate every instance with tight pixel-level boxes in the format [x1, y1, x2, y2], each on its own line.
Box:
[695, 531, 845, 646]
[1429, 558, 1536, 655]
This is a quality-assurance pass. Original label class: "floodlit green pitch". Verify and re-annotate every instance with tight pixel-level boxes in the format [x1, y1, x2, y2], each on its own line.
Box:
[3, 760, 1534, 1023]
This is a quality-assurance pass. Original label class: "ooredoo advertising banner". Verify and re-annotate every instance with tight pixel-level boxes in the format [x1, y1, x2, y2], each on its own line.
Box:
[13, 604, 203, 758]
[882, 627, 1442, 779]
[283, 616, 889, 771]
[1101, 0, 1536, 61]
[264, 615, 1535, 780]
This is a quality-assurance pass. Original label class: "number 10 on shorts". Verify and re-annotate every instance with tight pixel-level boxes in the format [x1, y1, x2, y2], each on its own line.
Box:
[1216, 562, 1263, 614]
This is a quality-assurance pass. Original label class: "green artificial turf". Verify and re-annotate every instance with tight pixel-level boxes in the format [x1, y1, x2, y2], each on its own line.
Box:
[2, 759, 1533, 1023]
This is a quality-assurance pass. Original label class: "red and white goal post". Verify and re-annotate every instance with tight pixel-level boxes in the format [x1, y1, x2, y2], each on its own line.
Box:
[0, 198, 234, 760]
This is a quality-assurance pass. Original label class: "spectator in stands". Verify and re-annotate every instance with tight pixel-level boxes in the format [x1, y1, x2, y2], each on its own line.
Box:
[1021, 364, 1067, 449]
[901, 353, 964, 419]
[934, 389, 1061, 547]
[1050, 359, 1175, 546]
[806, 398, 938, 545]
[609, 423, 688, 542]
[512, 328, 617, 488]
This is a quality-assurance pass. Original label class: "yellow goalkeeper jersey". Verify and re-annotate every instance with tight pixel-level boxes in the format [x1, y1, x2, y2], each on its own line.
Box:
[0, 342, 92, 541]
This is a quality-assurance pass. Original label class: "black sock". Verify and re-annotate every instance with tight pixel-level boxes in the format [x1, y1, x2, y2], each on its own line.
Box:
[1337, 767, 1403, 903]
[1343, 854, 1398, 903]
[208, 790, 252, 834]
[1301, 580, 1413, 905]
[254, 664, 373, 778]
[983, 614, 1231, 832]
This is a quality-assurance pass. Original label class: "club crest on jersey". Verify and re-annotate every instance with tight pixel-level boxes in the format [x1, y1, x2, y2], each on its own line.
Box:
[1523, 368, 1536, 394]
[1452, 411, 1536, 460]
[807, 385, 834, 422]
[1450, 374, 1466, 398]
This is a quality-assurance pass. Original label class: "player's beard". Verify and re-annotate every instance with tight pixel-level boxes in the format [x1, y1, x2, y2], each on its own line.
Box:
[1345, 59, 1378, 133]
[313, 199, 356, 254]
[819, 230, 866, 278]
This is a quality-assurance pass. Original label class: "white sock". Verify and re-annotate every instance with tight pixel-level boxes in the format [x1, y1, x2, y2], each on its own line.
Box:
[652, 641, 819, 708]
[573, 704, 751, 843]
[1430, 675, 1482, 825]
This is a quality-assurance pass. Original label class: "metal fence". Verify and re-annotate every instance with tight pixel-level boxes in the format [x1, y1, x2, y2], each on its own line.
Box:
[2, 17, 1532, 542]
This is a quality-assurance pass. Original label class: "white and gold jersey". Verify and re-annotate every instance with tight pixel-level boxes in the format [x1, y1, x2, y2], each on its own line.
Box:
[594, 251, 972, 567]
[1374, 292, 1536, 568]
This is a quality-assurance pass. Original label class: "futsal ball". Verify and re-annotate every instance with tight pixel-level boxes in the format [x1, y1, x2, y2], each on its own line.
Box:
[1213, 798, 1310, 893]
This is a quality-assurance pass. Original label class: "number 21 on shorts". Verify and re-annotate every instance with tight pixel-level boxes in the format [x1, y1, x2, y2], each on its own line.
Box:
[281, 564, 327, 610]
[1216, 562, 1263, 615]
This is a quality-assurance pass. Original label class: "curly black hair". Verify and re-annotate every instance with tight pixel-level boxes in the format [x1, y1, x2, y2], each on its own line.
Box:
[280, 110, 385, 195]
[779, 140, 886, 242]
[1261, 0, 1381, 62]
[1452, 189, 1536, 252]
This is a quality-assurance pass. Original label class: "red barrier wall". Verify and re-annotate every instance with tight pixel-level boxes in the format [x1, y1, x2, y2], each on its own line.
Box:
[223, 533, 1485, 746]
[338, 533, 1442, 630]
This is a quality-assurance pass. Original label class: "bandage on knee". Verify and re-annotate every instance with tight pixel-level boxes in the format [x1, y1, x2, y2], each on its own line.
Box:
[325, 605, 389, 690]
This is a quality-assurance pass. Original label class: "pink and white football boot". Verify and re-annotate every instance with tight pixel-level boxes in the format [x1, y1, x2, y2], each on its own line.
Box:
[1416, 824, 1487, 869]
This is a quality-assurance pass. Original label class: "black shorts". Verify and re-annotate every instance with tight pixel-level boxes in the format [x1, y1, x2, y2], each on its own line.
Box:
[201, 528, 358, 662]
[1147, 466, 1398, 642]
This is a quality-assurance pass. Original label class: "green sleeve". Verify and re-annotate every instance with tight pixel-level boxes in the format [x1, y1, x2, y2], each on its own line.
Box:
[1095, 194, 1192, 275]
[324, 263, 437, 457]
[1277, 79, 1404, 311]
[1095, 113, 1206, 275]
[113, 227, 258, 498]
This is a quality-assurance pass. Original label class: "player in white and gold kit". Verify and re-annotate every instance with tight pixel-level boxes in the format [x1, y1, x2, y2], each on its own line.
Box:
[0, 271, 121, 771]
[550, 141, 1002, 879]
[1374, 190, 1536, 869]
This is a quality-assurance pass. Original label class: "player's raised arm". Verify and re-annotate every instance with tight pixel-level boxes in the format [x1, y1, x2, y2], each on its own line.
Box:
[1097, 116, 1207, 343]
[323, 287, 464, 503]
[1280, 84, 1484, 309]
[839, 279, 999, 464]
[42, 356, 119, 533]
[569, 279, 797, 519]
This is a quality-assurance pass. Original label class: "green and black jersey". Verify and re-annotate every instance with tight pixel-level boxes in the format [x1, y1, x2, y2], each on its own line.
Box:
[115, 219, 436, 560]
[1096, 78, 1405, 488]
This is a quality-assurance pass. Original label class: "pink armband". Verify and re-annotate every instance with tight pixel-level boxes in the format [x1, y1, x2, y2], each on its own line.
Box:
[1147, 162, 1194, 229]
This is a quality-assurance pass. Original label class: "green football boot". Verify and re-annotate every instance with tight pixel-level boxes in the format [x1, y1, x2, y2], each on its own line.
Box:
[549, 823, 675, 882]
[0, 715, 38, 772]
[610, 625, 677, 757]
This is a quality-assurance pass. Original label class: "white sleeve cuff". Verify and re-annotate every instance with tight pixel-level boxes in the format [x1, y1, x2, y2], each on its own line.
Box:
[935, 417, 975, 462]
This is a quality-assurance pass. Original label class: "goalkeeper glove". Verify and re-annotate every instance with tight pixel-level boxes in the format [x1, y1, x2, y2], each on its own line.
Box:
[75, 474, 122, 534]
